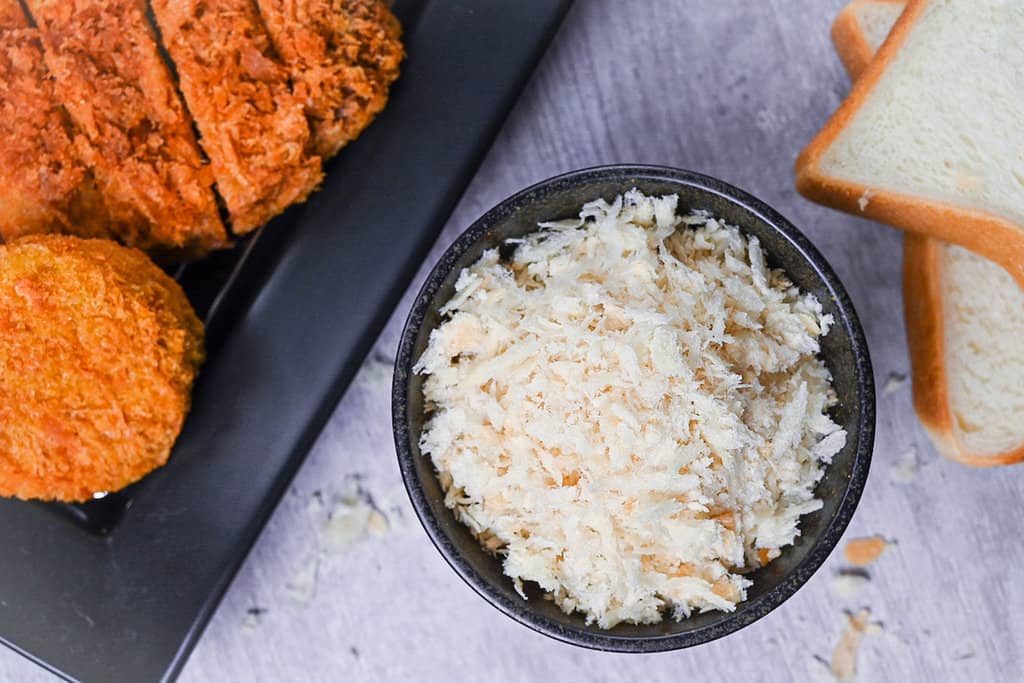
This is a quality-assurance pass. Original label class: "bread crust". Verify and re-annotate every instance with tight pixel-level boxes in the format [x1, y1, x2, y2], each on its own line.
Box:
[903, 237, 1024, 466]
[799, 0, 1024, 290]
[831, 0, 906, 80]
[831, 0, 879, 81]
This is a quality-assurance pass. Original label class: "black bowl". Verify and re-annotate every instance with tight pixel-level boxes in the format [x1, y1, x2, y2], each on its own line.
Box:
[393, 165, 874, 652]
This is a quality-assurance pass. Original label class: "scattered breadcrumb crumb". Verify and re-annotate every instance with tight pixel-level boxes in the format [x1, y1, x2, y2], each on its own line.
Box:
[286, 555, 320, 604]
[367, 509, 390, 536]
[323, 482, 390, 551]
[951, 642, 977, 661]
[830, 571, 869, 599]
[324, 499, 374, 550]
[882, 372, 907, 395]
[288, 481, 394, 605]
[857, 189, 874, 212]
[240, 606, 268, 633]
[832, 609, 882, 681]
[844, 536, 889, 566]
[889, 448, 919, 484]
[306, 489, 326, 517]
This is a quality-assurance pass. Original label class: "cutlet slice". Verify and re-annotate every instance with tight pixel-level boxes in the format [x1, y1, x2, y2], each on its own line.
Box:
[0, 0, 110, 242]
[24, 0, 228, 258]
[150, 0, 324, 234]
[255, 0, 403, 158]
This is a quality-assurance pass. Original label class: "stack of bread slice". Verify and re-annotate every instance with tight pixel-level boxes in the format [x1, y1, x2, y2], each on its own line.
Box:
[796, 0, 1024, 466]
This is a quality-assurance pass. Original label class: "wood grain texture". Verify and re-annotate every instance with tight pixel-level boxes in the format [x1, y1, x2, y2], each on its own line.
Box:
[2, 1, 1021, 681]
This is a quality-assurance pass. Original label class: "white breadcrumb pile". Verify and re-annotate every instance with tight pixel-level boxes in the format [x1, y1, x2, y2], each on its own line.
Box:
[414, 190, 846, 628]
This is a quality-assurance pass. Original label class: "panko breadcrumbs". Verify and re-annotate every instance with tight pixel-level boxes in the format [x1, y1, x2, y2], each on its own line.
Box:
[415, 190, 846, 627]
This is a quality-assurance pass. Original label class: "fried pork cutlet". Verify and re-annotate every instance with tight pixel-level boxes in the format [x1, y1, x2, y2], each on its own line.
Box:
[255, 0, 403, 158]
[24, 0, 228, 258]
[0, 235, 204, 502]
[150, 0, 324, 234]
[0, 0, 111, 242]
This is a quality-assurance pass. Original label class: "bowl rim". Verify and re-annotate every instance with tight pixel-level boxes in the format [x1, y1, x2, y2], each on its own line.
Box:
[392, 164, 875, 652]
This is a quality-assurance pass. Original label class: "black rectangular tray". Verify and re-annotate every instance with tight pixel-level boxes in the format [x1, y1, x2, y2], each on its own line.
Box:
[0, 2, 573, 681]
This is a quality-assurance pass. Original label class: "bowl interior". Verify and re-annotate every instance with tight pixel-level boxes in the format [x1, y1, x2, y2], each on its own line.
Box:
[394, 166, 874, 651]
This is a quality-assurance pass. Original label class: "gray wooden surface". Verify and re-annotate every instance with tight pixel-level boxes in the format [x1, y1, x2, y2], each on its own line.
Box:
[3, 1, 1021, 681]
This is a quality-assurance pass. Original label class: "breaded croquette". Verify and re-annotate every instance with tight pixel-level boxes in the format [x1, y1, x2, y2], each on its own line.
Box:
[25, 0, 228, 258]
[255, 0, 403, 158]
[0, 0, 111, 242]
[0, 235, 204, 502]
[150, 0, 324, 234]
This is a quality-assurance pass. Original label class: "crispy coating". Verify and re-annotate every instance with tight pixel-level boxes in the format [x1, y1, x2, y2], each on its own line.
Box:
[24, 0, 228, 258]
[150, 0, 324, 234]
[0, 0, 18, 25]
[255, 0, 403, 158]
[0, 0, 112, 242]
[0, 235, 204, 502]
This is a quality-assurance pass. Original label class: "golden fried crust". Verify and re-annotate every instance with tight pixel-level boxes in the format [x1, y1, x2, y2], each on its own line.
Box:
[0, 235, 204, 502]
[150, 0, 324, 235]
[0, 0, 21, 26]
[0, 0, 112, 242]
[256, 0, 403, 158]
[24, 0, 228, 258]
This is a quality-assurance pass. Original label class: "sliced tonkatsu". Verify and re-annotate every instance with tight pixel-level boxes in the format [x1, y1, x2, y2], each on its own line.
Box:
[255, 0, 403, 158]
[24, 0, 228, 257]
[150, 0, 324, 234]
[0, 0, 110, 242]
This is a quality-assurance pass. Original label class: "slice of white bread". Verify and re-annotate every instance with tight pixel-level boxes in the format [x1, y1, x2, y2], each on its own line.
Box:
[903, 237, 1024, 465]
[797, 0, 1024, 288]
[833, 0, 1024, 466]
